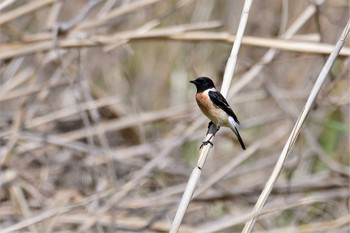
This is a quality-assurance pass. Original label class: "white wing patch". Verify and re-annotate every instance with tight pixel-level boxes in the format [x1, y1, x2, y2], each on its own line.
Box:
[228, 116, 239, 128]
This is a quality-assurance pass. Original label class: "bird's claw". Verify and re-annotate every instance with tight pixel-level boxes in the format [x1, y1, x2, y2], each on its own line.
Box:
[200, 140, 213, 149]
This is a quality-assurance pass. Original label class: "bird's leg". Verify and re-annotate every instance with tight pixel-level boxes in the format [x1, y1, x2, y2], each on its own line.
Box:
[205, 121, 214, 135]
[200, 123, 220, 149]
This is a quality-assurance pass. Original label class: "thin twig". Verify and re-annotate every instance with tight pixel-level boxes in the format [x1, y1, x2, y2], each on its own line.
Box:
[241, 18, 350, 233]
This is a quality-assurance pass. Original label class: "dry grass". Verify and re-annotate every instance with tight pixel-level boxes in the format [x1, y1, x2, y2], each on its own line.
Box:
[0, 0, 349, 233]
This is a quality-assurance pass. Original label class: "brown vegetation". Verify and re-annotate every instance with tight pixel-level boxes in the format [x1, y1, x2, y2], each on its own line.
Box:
[0, 0, 349, 232]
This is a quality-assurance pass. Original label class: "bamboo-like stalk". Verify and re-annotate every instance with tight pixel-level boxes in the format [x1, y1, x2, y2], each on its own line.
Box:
[4, 29, 350, 61]
[241, 19, 350, 233]
[0, 0, 58, 26]
[169, 1, 254, 232]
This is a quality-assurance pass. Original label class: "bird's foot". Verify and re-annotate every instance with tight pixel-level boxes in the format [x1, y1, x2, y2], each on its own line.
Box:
[200, 140, 213, 149]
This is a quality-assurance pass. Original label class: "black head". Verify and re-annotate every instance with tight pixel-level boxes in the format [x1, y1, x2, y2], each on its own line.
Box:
[190, 77, 216, 93]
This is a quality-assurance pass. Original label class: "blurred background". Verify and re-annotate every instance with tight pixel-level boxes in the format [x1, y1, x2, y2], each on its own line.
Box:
[0, 0, 349, 232]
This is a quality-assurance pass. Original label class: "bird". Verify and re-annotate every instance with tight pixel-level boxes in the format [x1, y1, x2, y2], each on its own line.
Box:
[190, 76, 246, 150]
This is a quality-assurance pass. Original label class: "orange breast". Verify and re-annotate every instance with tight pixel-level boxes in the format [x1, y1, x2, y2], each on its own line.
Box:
[195, 92, 228, 126]
[196, 93, 210, 111]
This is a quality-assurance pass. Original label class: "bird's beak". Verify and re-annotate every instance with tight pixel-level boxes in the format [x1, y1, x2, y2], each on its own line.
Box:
[189, 80, 195, 84]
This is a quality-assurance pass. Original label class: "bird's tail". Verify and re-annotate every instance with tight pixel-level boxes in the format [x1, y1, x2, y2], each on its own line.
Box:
[228, 117, 246, 150]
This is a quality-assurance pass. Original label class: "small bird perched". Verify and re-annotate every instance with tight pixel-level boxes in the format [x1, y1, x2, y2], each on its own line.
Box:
[190, 77, 246, 150]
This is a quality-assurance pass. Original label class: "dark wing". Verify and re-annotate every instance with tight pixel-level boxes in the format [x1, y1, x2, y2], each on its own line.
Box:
[208, 91, 240, 124]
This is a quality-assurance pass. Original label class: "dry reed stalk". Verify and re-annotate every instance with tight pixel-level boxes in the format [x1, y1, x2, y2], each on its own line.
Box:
[45, 1, 63, 29]
[97, 0, 118, 17]
[193, 125, 288, 198]
[26, 95, 123, 128]
[1, 0, 348, 232]
[56, 104, 190, 142]
[103, 0, 195, 52]
[0, 186, 119, 233]
[0, 78, 69, 103]
[55, 213, 195, 232]
[75, 0, 163, 30]
[9, 185, 38, 233]
[170, 33, 350, 56]
[76, 120, 203, 232]
[228, 0, 326, 98]
[266, 80, 350, 177]
[241, 19, 350, 233]
[2, 30, 350, 61]
[55, 0, 101, 32]
[0, 209, 69, 233]
[15, 126, 193, 163]
[0, 60, 29, 94]
[0, 0, 58, 26]
[170, 0, 254, 232]
[193, 188, 349, 233]
[0, 21, 222, 61]
[249, 215, 350, 233]
[0, 103, 25, 167]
